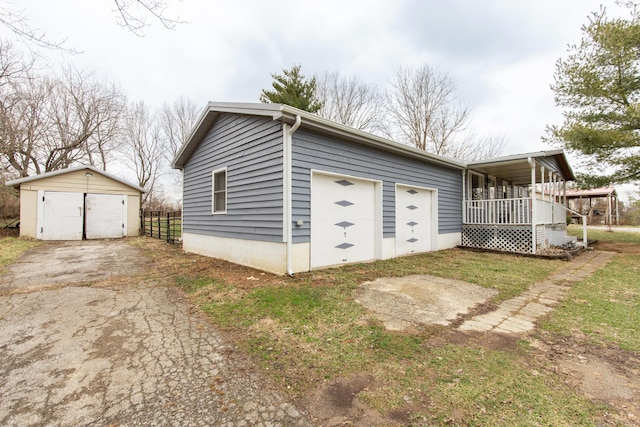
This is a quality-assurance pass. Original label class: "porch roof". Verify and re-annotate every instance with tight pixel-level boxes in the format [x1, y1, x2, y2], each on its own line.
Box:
[467, 149, 575, 185]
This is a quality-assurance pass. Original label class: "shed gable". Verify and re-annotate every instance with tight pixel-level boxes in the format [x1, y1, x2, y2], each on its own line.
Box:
[16, 169, 141, 196]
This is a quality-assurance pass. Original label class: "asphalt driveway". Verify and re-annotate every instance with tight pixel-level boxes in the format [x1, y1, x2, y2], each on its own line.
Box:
[0, 240, 307, 426]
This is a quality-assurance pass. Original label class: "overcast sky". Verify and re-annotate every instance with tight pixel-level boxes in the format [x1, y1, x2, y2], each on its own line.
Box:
[2, 0, 632, 196]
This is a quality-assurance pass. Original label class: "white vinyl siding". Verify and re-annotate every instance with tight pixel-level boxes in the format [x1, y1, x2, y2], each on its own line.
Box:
[212, 168, 227, 214]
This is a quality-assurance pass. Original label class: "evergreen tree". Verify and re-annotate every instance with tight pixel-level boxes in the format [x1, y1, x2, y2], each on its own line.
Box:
[549, 5, 640, 187]
[260, 65, 322, 113]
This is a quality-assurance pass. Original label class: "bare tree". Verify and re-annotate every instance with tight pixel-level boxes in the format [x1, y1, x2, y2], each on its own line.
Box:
[0, 0, 185, 52]
[43, 67, 126, 171]
[0, 3, 73, 51]
[0, 48, 125, 178]
[157, 95, 199, 163]
[0, 74, 53, 177]
[0, 40, 34, 87]
[446, 132, 507, 161]
[316, 71, 385, 133]
[386, 64, 470, 155]
[113, 0, 186, 36]
[123, 101, 164, 206]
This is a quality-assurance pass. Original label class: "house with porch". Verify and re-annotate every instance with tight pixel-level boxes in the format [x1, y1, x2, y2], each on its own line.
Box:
[173, 102, 585, 274]
[464, 151, 585, 254]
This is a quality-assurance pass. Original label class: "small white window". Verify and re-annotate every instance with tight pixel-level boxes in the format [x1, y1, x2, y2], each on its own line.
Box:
[212, 168, 227, 214]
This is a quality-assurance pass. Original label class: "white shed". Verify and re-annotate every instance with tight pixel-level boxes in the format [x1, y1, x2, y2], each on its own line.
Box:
[6, 166, 145, 240]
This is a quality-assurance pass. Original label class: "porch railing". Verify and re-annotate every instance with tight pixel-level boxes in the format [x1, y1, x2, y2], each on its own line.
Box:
[465, 198, 531, 224]
[465, 197, 573, 226]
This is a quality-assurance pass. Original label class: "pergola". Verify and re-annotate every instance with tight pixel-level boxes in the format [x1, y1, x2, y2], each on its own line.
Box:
[565, 187, 619, 226]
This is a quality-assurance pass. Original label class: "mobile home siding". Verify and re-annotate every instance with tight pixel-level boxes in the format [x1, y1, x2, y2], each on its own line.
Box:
[291, 129, 462, 243]
[182, 114, 285, 242]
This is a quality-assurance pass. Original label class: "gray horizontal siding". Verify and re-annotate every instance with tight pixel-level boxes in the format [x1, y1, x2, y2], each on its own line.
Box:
[291, 129, 463, 243]
[182, 114, 284, 242]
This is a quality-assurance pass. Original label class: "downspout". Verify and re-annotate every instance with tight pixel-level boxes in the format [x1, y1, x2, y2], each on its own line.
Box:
[528, 157, 537, 254]
[284, 115, 301, 276]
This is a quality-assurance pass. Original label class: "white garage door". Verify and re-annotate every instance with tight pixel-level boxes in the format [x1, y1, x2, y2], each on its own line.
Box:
[396, 185, 433, 256]
[40, 191, 84, 240]
[85, 194, 126, 239]
[311, 173, 377, 268]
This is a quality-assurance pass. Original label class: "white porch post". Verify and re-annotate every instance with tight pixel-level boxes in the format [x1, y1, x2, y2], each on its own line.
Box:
[550, 172, 555, 222]
[607, 193, 612, 227]
[462, 169, 466, 223]
[528, 157, 537, 254]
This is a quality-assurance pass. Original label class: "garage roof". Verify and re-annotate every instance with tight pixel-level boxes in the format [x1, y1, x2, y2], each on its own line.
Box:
[5, 165, 146, 193]
[172, 102, 467, 170]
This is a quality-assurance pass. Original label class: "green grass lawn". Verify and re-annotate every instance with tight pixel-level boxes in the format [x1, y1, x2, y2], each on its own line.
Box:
[542, 253, 640, 351]
[0, 237, 40, 274]
[174, 247, 626, 425]
[568, 224, 640, 244]
[4, 232, 634, 425]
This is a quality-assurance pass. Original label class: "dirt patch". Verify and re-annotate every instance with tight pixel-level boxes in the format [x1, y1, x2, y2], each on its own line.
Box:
[298, 374, 396, 426]
[356, 275, 498, 330]
[136, 238, 289, 288]
[530, 334, 640, 426]
[593, 240, 640, 254]
[0, 227, 19, 238]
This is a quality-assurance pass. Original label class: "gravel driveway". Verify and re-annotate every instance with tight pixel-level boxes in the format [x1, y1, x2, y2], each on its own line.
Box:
[0, 240, 308, 426]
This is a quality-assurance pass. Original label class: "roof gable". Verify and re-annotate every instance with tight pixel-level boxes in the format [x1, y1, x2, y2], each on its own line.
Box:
[171, 102, 466, 171]
[5, 165, 146, 193]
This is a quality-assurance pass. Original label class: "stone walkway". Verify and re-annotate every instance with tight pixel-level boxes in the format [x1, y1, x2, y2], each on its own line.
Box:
[458, 250, 615, 334]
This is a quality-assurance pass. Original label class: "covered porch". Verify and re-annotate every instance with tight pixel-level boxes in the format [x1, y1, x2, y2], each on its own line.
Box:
[461, 150, 587, 254]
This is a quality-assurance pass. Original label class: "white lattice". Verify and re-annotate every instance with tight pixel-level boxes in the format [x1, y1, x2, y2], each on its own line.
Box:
[462, 225, 533, 253]
[536, 224, 548, 250]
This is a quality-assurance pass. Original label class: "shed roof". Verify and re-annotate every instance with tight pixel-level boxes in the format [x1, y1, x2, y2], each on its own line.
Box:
[5, 165, 146, 193]
[171, 102, 467, 170]
[467, 150, 576, 185]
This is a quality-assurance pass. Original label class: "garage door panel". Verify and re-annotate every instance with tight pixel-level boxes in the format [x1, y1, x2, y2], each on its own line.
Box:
[85, 194, 126, 239]
[311, 174, 376, 268]
[41, 192, 84, 240]
[396, 185, 432, 255]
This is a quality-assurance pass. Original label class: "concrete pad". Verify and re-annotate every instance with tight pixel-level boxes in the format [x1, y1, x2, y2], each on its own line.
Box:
[356, 275, 498, 330]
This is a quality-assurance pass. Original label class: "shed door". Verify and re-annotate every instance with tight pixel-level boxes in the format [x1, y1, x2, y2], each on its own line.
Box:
[396, 185, 433, 256]
[85, 194, 126, 239]
[311, 173, 376, 268]
[40, 191, 84, 240]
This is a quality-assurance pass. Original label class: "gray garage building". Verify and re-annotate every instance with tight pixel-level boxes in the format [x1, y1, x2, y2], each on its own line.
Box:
[6, 166, 144, 240]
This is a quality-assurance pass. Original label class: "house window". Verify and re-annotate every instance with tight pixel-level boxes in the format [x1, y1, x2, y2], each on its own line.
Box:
[502, 181, 509, 199]
[469, 172, 485, 200]
[212, 168, 227, 214]
[488, 176, 497, 199]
